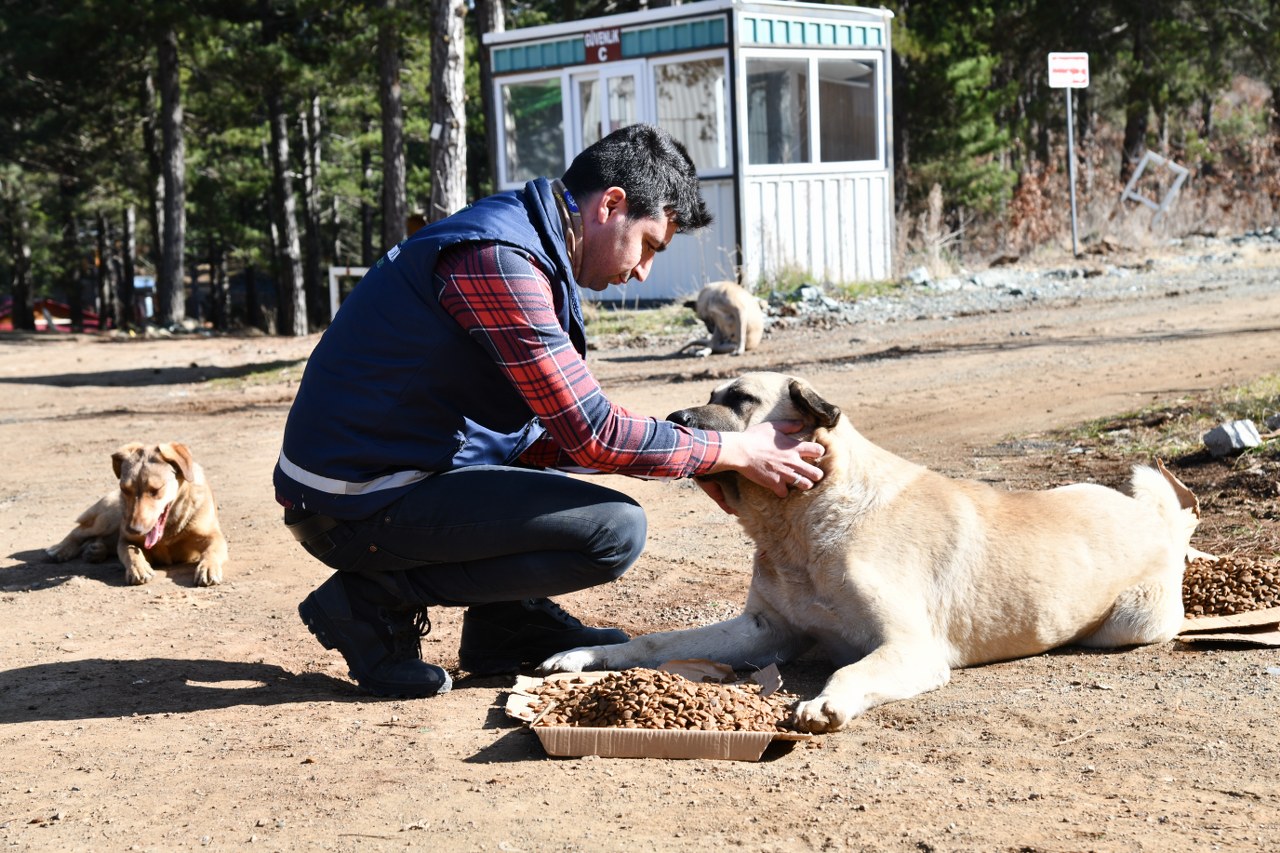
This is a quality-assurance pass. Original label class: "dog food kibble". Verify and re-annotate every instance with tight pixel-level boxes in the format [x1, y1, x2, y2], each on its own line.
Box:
[1183, 555, 1280, 617]
[528, 668, 796, 732]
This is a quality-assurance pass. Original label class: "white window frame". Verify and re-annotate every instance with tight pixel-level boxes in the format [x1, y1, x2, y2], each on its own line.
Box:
[647, 49, 733, 179]
[493, 49, 739, 190]
[738, 47, 886, 176]
[569, 59, 650, 155]
[494, 69, 572, 190]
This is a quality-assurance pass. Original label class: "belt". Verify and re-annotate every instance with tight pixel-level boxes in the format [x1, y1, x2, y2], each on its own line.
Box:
[285, 510, 343, 553]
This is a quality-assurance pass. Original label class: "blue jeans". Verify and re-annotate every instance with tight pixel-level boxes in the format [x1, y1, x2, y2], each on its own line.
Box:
[297, 466, 647, 607]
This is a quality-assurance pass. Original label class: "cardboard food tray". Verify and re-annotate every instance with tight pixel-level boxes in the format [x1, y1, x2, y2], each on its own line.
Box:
[505, 663, 812, 761]
[1177, 606, 1280, 647]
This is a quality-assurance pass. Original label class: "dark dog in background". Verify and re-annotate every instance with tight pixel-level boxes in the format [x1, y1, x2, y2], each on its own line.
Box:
[47, 442, 228, 586]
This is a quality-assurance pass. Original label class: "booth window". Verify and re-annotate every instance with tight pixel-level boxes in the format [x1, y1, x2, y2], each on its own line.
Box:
[501, 77, 565, 184]
[653, 56, 729, 173]
[818, 58, 877, 162]
[578, 78, 603, 148]
[746, 58, 809, 165]
[746, 54, 880, 166]
[579, 74, 638, 149]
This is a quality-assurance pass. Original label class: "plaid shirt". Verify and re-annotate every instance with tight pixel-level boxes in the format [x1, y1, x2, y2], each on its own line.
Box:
[434, 241, 721, 478]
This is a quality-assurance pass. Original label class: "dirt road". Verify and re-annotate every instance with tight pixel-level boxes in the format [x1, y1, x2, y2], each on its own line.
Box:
[2, 246, 1279, 852]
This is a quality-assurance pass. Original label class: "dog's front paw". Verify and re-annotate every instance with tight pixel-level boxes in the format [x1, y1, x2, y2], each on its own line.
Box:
[537, 646, 607, 674]
[791, 695, 854, 733]
[194, 559, 223, 587]
[125, 562, 155, 585]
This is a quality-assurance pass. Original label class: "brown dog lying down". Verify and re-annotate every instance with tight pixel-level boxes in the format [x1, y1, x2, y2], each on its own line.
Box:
[47, 442, 228, 586]
[541, 372, 1201, 732]
[679, 280, 764, 357]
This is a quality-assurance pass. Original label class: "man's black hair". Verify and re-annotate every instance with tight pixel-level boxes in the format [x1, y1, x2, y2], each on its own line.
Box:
[561, 123, 713, 233]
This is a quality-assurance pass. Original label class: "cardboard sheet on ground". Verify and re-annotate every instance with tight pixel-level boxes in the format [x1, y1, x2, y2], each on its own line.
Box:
[1177, 606, 1280, 647]
[505, 661, 812, 761]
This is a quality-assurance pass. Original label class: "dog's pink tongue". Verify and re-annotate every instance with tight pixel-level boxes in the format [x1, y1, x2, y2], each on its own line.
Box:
[144, 507, 168, 549]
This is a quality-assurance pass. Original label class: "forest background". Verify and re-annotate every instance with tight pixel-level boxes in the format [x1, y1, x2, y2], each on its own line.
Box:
[2, 0, 1279, 337]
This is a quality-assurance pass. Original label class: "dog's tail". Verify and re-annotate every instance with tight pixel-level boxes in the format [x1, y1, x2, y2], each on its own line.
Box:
[1130, 460, 1201, 562]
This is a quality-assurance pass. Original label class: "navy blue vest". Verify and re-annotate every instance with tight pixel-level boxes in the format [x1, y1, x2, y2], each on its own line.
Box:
[273, 179, 587, 519]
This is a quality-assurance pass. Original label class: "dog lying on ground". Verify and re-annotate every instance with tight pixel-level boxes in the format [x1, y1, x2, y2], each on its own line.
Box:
[679, 280, 764, 357]
[47, 442, 228, 586]
[541, 372, 1200, 732]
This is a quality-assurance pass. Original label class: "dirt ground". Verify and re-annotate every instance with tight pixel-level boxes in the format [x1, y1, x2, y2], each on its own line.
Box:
[3, 245, 1280, 852]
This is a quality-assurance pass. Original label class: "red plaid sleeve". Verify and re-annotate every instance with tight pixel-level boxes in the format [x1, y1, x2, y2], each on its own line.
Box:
[434, 242, 721, 477]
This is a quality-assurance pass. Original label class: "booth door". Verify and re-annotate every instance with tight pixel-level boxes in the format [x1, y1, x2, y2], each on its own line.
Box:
[571, 61, 648, 152]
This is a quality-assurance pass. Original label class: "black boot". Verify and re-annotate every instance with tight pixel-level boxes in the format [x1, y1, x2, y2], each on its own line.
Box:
[458, 598, 628, 676]
[298, 572, 452, 698]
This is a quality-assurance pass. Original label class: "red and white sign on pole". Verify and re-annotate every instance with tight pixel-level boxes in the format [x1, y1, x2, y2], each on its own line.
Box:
[1047, 52, 1089, 88]
[1048, 52, 1089, 256]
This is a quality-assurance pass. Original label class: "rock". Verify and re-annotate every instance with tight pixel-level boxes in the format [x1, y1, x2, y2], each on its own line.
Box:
[904, 266, 932, 286]
[1202, 419, 1262, 457]
[1265, 413, 1280, 432]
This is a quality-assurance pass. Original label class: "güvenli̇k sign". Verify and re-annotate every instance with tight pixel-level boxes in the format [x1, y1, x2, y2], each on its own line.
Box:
[1047, 52, 1089, 256]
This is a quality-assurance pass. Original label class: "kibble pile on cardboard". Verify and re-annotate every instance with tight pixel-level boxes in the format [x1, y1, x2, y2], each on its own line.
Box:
[527, 668, 796, 732]
[1184, 555, 1280, 616]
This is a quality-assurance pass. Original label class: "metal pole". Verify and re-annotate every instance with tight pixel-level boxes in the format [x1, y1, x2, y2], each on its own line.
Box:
[1065, 87, 1080, 258]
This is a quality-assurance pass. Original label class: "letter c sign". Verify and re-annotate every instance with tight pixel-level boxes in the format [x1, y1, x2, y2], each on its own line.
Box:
[584, 28, 621, 64]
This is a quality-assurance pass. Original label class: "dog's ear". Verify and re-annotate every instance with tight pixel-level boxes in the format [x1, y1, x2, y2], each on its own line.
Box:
[788, 379, 841, 429]
[156, 442, 196, 481]
[112, 443, 145, 478]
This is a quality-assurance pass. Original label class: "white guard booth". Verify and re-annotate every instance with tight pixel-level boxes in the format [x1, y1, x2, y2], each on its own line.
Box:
[484, 0, 895, 303]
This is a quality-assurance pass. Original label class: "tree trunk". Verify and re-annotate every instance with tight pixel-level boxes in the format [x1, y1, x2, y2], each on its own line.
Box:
[59, 175, 83, 333]
[360, 113, 376, 265]
[1078, 86, 1095, 194]
[1269, 75, 1280, 222]
[188, 254, 201, 325]
[6, 191, 35, 331]
[245, 264, 263, 331]
[158, 25, 187, 326]
[891, 47, 910, 216]
[378, 0, 407, 251]
[121, 205, 137, 330]
[299, 95, 326, 325]
[266, 85, 307, 336]
[1120, 12, 1151, 184]
[209, 238, 229, 330]
[95, 210, 113, 330]
[475, 0, 504, 197]
[430, 0, 468, 221]
[141, 71, 163, 290]
[330, 196, 343, 270]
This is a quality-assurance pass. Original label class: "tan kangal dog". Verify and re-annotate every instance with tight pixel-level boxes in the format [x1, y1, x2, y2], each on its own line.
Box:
[48, 442, 228, 586]
[542, 373, 1201, 733]
[680, 280, 764, 356]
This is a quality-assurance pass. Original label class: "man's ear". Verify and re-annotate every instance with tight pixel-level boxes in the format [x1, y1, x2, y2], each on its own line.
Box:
[596, 186, 627, 222]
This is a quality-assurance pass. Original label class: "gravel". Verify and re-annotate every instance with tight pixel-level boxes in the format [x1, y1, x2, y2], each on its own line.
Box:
[766, 227, 1280, 330]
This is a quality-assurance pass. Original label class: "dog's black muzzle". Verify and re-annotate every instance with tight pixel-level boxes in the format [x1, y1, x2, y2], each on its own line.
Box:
[666, 408, 701, 428]
[666, 404, 742, 432]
